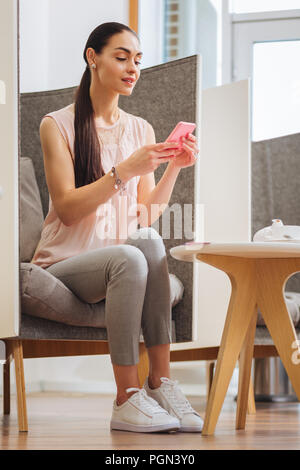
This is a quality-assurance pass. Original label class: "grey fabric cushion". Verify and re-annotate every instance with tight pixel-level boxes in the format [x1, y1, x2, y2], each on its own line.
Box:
[20, 263, 184, 328]
[20, 262, 107, 328]
[169, 273, 184, 307]
[257, 291, 300, 327]
[20, 313, 109, 341]
[20, 157, 44, 262]
[20, 313, 177, 342]
[255, 325, 300, 344]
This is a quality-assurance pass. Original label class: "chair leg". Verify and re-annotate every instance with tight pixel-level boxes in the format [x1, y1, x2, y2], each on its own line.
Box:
[3, 351, 11, 415]
[12, 340, 28, 432]
[236, 309, 257, 429]
[137, 342, 149, 387]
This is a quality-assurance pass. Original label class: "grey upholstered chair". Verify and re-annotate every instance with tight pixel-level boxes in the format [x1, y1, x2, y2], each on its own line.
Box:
[2, 56, 199, 432]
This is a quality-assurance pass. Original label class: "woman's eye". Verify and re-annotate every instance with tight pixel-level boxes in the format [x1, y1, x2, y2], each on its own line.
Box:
[116, 58, 141, 66]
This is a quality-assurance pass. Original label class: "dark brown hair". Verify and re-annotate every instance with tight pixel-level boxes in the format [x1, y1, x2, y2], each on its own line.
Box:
[74, 22, 139, 188]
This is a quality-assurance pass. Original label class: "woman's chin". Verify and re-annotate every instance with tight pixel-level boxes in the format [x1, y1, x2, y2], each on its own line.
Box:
[119, 88, 133, 96]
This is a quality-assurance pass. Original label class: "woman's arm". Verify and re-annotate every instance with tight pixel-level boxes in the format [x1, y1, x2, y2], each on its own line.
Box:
[137, 122, 181, 227]
[40, 117, 133, 226]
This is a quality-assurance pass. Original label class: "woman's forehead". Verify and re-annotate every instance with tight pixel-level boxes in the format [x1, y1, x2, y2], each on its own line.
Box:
[108, 31, 141, 55]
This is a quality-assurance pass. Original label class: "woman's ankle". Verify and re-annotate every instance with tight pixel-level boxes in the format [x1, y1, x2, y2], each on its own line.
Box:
[116, 389, 140, 406]
[148, 375, 169, 390]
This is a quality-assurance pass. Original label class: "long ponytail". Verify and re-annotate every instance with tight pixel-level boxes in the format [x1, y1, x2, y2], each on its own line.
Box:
[73, 22, 139, 188]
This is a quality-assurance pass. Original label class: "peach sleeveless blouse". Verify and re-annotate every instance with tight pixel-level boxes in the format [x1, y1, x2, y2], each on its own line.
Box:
[31, 103, 148, 269]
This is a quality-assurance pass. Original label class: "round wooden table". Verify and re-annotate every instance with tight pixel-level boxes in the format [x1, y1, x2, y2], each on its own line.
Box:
[170, 242, 300, 435]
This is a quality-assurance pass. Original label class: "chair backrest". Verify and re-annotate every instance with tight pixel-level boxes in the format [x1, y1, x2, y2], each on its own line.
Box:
[20, 55, 200, 342]
[20, 86, 77, 218]
[252, 133, 300, 233]
[20, 157, 44, 262]
[252, 132, 300, 292]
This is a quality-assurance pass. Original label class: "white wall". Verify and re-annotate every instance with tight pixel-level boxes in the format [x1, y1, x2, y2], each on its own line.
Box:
[139, 0, 164, 68]
[20, 0, 129, 92]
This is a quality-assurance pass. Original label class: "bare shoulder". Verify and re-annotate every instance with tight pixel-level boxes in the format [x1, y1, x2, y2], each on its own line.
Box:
[40, 115, 62, 140]
[39, 116, 75, 225]
[40, 115, 54, 131]
[39, 115, 72, 154]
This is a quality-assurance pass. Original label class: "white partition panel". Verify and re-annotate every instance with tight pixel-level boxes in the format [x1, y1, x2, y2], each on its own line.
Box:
[171, 79, 251, 352]
[0, 0, 19, 337]
[195, 79, 251, 347]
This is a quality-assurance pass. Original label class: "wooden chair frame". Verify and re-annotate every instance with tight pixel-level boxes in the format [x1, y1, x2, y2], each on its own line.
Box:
[2, 335, 277, 432]
[2, 339, 150, 432]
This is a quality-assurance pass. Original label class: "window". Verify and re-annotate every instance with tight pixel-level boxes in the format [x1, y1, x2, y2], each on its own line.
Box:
[252, 40, 300, 141]
[163, 0, 180, 62]
[230, 0, 300, 14]
[162, 0, 221, 88]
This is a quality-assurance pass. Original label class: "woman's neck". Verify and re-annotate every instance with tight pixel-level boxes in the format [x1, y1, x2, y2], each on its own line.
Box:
[89, 82, 120, 126]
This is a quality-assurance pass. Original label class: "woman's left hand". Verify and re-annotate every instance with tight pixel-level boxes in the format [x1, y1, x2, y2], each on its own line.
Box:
[168, 133, 199, 169]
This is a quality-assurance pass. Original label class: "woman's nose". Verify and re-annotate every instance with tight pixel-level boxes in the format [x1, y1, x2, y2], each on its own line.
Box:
[128, 61, 138, 74]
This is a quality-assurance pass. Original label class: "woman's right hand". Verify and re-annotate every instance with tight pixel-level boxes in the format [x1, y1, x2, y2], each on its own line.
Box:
[119, 142, 180, 179]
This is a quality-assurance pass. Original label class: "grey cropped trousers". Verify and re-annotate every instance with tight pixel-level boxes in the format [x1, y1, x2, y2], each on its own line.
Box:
[45, 227, 172, 366]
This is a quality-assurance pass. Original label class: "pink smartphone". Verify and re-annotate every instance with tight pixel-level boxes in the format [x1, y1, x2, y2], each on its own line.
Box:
[165, 121, 196, 150]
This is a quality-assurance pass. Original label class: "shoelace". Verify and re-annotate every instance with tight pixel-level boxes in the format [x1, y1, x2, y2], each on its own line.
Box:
[158, 377, 196, 417]
[126, 387, 168, 415]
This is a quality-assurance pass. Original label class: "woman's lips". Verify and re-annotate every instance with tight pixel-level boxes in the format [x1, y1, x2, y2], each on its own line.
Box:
[122, 79, 134, 86]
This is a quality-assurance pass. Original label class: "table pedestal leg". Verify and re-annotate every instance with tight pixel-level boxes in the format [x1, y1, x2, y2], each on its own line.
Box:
[256, 258, 300, 401]
[236, 308, 257, 429]
[198, 255, 257, 436]
[247, 377, 256, 415]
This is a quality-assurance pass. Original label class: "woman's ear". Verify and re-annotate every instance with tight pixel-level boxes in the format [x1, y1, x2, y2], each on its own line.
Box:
[86, 47, 95, 64]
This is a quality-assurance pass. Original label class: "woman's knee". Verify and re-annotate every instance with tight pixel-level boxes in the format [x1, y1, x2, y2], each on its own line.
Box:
[111, 244, 149, 277]
[128, 227, 166, 256]
[135, 227, 162, 241]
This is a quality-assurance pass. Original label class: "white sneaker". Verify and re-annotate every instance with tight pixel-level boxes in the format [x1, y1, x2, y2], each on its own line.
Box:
[110, 387, 180, 433]
[144, 377, 204, 433]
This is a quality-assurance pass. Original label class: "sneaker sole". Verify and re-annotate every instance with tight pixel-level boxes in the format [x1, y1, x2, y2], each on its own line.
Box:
[110, 420, 180, 433]
[179, 425, 203, 433]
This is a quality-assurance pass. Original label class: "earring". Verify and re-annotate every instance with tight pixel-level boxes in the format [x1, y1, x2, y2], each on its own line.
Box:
[91, 63, 96, 69]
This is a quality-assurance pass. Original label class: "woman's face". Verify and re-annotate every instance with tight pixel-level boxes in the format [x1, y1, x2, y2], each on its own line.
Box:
[88, 30, 142, 96]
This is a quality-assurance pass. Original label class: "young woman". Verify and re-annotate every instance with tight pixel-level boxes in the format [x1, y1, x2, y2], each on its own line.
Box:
[31, 22, 202, 434]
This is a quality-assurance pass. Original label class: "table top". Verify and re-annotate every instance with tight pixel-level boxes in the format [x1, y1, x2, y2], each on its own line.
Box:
[170, 241, 300, 262]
